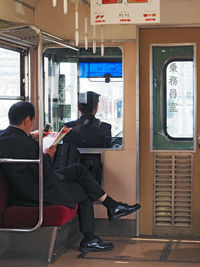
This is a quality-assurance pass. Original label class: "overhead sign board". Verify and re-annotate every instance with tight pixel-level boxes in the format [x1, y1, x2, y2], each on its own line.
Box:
[91, 0, 160, 25]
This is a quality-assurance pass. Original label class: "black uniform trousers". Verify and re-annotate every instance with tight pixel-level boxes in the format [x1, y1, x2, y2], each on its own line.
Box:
[53, 144, 105, 233]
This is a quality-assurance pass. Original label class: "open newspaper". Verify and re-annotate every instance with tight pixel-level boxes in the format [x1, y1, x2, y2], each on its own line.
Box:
[43, 126, 71, 152]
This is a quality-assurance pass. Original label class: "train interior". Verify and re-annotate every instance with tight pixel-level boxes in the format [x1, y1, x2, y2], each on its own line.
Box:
[1, 0, 200, 266]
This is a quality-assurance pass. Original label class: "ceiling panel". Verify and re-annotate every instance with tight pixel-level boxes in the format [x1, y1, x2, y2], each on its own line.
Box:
[13, 0, 41, 8]
[14, 0, 89, 9]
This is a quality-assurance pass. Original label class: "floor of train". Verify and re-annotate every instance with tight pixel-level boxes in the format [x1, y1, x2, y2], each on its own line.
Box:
[1, 235, 200, 267]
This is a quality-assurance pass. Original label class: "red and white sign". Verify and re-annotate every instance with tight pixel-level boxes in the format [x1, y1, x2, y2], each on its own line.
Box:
[91, 0, 160, 25]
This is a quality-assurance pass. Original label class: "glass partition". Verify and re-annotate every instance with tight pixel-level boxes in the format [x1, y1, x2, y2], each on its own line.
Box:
[43, 47, 123, 149]
[79, 61, 123, 137]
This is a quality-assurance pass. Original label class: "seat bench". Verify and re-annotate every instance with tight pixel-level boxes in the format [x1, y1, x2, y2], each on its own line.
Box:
[3, 204, 77, 228]
[0, 168, 80, 262]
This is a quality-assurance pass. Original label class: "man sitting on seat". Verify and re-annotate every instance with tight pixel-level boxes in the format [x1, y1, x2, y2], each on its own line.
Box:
[0, 101, 141, 253]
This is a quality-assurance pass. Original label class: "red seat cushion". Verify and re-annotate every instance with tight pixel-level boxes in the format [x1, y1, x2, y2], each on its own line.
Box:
[0, 167, 78, 228]
[3, 204, 78, 228]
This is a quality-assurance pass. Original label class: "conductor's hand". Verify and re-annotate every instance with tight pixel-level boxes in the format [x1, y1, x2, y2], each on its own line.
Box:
[44, 145, 57, 158]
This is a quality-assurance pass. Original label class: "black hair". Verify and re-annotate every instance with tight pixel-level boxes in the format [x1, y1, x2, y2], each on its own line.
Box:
[78, 102, 98, 114]
[8, 101, 35, 125]
[78, 91, 100, 114]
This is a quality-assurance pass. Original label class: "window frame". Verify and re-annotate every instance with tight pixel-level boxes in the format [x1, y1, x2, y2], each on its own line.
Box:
[43, 46, 124, 150]
[151, 44, 195, 151]
[0, 44, 28, 101]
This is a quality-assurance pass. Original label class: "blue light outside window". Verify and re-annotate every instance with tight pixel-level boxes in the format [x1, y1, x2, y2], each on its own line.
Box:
[79, 62, 122, 78]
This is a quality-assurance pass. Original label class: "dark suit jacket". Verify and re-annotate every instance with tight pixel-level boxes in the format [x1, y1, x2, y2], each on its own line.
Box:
[0, 126, 75, 208]
[63, 114, 112, 148]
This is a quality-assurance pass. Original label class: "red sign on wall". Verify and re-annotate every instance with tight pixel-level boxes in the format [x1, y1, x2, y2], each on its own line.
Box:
[102, 0, 123, 4]
[91, 0, 160, 25]
[127, 0, 148, 2]
[102, 0, 148, 3]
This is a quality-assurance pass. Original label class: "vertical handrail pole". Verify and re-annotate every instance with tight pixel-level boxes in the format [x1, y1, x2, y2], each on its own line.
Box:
[136, 26, 140, 237]
[38, 32, 43, 227]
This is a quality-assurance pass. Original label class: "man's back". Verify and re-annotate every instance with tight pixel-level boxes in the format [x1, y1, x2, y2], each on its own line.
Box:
[0, 126, 40, 205]
[0, 126, 75, 208]
[64, 114, 112, 148]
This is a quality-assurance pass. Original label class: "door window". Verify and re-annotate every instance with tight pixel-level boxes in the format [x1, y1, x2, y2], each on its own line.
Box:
[152, 45, 194, 150]
[166, 60, 193, 139]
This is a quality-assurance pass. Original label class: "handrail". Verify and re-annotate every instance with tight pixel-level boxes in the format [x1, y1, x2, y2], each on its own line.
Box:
[37, 31, 44, 233]
[0, 25, 78, 51]
[0, 159, 40, 163]
[0, 158, 43, 232]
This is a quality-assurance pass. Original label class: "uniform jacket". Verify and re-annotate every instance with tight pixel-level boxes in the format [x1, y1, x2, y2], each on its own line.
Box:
[0, 126, 75, 208]
[64, 114, 112, 148]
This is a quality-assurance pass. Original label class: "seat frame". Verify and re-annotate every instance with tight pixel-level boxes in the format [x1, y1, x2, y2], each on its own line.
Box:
[0, 167, 80, 263]
[0, 216, 80, 263]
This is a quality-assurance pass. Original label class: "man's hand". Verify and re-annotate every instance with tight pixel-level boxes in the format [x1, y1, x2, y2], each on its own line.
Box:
[30, 130, 39, 140]
[31, 128, 51, 141]
[44, 145, 57, 158]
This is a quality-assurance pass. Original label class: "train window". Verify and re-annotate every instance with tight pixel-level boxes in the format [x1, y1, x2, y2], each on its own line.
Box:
[0, 47, 26, 129]
[152, 45, 194, 150]
[43, 47, 123, 149]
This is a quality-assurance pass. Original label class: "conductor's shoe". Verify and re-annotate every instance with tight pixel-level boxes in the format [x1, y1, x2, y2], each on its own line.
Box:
[108, 203, 141, 220]
[79, 236, 114, 252]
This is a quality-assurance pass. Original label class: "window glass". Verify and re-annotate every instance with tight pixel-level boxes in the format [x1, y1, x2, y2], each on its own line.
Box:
[60, 62, 78, 121]
[79, 75, 123, 137]
[44, 57, 77, 130]
[0, 100, 19, 129]
[43, 47, 123, 149]
[80, 62, 122, 78]
[166, 61, 193, 138]
[0, 48, 20, 96]
[0, 47, 22, 130]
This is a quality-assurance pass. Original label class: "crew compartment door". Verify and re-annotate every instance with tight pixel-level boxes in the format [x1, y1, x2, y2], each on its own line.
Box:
[139, 27, 200, 236]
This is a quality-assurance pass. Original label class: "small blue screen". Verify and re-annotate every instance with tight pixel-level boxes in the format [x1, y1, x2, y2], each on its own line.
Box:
[80, 62, 122, 78]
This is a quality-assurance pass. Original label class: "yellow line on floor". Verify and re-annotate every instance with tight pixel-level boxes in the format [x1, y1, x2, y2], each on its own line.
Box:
[131, 237, 200, 243]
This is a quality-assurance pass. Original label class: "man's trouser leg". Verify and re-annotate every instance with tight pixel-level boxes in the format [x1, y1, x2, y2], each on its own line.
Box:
[62, 180, 95, 233]
[54, 144, 105, 202]
[53, 144, 105, 233]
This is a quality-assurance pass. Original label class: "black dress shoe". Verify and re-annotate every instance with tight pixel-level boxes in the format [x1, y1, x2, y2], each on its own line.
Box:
[79, 236, 114, 252]
[108, 203, 141, 220]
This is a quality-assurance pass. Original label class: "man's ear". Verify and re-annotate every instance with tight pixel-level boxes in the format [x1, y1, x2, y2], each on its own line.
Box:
[23, 116, 30, 126]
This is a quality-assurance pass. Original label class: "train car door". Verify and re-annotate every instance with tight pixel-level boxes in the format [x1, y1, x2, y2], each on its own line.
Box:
[139, 27, 200, 237]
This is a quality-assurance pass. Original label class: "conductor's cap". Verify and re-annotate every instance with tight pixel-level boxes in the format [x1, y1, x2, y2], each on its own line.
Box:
[78, 91, 100, 104]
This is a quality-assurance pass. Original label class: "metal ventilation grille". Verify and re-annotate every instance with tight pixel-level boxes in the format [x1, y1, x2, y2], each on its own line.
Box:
[154, 153, 193, 230]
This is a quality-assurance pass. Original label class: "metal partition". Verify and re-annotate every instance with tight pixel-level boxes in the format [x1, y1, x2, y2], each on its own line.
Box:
[0, 25, 78, 232]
